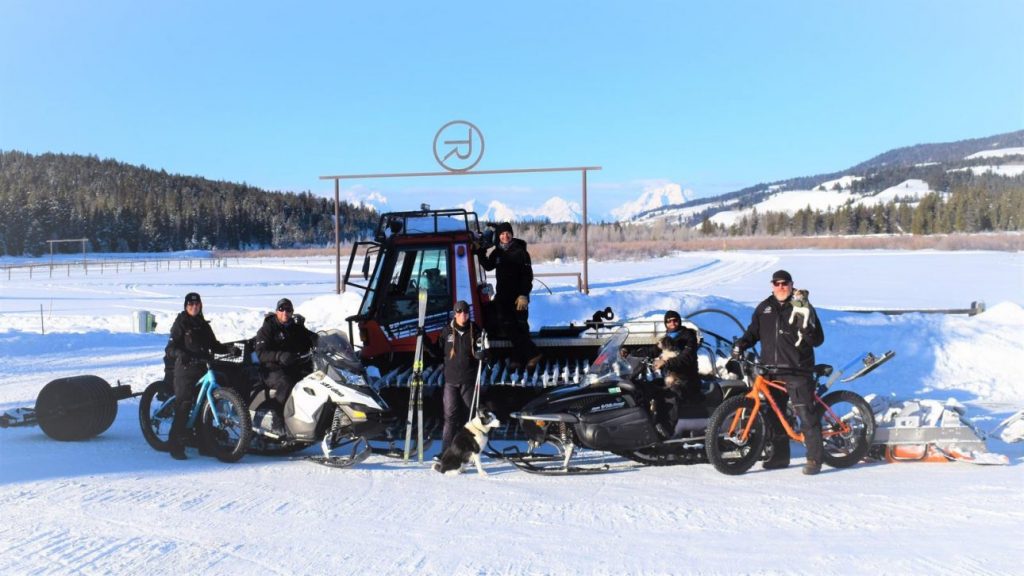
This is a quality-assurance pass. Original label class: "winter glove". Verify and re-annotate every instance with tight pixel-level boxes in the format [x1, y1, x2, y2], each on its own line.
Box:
[731, 346, 743, 361]
[473, 349, 489, 361]
[515, 295, 529, 312]
[228, 345, 242, 358]
[278, 351, 297, 366]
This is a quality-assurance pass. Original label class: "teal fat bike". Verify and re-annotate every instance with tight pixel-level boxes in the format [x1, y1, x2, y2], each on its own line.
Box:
[139, 361, 253, 462]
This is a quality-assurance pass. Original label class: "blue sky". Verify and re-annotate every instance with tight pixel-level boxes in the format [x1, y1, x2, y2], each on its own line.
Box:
[2, 1, 1022, 219]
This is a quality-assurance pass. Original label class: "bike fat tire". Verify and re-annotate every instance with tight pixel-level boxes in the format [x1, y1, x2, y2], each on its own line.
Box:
[200, 387, 253, 463]
[819, 390, 876, 468]
[138, 381, 174, 452]
[705, 395, 767, 476]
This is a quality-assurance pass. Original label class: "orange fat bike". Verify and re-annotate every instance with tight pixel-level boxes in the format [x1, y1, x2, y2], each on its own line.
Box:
[705, 352, 891, 475]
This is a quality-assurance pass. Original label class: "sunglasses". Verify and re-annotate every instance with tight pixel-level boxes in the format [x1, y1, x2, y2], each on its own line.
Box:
[454, 309, 469, 314]
[277, 306, 294, 313]
[772, 280, 791, 287]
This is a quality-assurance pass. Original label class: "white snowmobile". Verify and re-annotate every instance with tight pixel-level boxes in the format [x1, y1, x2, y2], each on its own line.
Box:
[246, 329, 393, 467]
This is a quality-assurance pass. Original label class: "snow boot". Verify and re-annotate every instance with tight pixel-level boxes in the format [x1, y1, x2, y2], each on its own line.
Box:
[802, 459, 821, 475]
[170, 444, 187, 460]
[762, 437, 790, 469]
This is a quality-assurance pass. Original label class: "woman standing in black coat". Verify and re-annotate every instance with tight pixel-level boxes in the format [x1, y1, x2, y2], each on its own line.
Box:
[165, 292, 234, 460]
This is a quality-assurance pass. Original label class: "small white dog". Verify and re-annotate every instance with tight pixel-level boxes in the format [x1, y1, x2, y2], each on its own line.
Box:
[433, 411, 501, 476]
[789, 289, 811, 346]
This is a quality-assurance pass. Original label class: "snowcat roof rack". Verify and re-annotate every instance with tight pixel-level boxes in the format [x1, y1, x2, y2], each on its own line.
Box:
[374, 208, 482, 242]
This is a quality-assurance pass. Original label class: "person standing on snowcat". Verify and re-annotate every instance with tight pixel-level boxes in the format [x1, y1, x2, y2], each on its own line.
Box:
[166, 292, 238, 460]
[477, 222, 541, 369]
[253, 298, 318, 407]
[732, 269, 825, 475]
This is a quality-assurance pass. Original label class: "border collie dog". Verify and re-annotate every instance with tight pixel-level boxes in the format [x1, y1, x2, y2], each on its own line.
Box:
[433, 412, 501, 476]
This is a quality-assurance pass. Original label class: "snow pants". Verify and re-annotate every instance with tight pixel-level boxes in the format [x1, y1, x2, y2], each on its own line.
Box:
[169, 363, 205, 452]
[442, 384, 476, 452]
[766, 374, 823, 466]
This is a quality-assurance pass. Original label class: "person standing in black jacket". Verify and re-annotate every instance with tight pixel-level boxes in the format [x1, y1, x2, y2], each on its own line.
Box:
[253, 298, 318, 405]
[651, 310, 703, 438]
[478, 222, 541, 368]
[436, 300, 485, 453]
[732, 270, 825, 475]
[165, 292, 235, 460]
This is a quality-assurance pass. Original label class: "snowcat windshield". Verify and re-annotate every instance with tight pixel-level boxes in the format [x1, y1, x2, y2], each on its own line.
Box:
[586, 327, 631, 386]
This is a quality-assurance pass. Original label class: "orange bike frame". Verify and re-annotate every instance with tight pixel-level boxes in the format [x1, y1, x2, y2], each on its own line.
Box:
[729, 372, 854, 444]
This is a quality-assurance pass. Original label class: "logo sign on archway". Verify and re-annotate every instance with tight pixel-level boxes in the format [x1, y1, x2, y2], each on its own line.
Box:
[433, 120, 485, 172]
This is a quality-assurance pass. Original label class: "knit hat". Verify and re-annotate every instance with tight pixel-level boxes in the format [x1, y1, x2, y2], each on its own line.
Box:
[183, 292, 202, 309]
[771, 270, 793, 284]
[664, 310, 682, 324]
[276, 298, 294, 312]
[495, 222, 514, 236]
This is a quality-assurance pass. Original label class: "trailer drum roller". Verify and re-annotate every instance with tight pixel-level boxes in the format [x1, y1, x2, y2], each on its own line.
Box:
[33, 375, 133, 441]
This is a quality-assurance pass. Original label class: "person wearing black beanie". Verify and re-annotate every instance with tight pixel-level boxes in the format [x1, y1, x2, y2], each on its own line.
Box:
[163, 292, 236, 460]
[477, 222, 541, 368]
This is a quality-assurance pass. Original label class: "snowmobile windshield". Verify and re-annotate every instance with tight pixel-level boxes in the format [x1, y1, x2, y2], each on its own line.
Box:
[586, 327, 632, 386]
[314, 330, 363, 373]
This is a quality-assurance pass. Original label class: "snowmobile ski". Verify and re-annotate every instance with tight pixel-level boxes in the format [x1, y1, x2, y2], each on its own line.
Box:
[309, 436, 372, 468]
[495, 444, 637, 475]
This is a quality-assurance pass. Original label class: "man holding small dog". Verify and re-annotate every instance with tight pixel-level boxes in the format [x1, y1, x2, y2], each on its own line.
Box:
[651, 310, 702, 438]
[436, 300, 487, 454]
[732, 270, 825, 475]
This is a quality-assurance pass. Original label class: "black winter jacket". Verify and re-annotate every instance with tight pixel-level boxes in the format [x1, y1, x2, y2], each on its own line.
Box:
[479, 238, 533, 302]
[166, 311, 231, 369]
[735, 294, 824, 371]
[662, 328, 700, 384]
[253, 313, 318, 372]
[436, 320, 482, 388]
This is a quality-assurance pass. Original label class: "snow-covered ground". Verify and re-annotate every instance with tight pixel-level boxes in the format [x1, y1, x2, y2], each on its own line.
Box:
[2, 250, 1023, 575]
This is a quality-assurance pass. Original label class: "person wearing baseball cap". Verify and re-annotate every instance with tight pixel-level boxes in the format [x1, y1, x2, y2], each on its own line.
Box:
[253, 297, 318, 408]
[732, 269, 825, 475]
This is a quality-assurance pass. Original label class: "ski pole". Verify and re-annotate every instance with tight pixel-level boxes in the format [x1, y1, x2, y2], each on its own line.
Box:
[470, 329, 488, 419]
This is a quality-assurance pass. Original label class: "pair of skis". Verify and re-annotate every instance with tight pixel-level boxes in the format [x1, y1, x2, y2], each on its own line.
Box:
[403, 289, 428, 462]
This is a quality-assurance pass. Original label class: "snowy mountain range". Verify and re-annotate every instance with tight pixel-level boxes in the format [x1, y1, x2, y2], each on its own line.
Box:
[626, 130, 1024, 228]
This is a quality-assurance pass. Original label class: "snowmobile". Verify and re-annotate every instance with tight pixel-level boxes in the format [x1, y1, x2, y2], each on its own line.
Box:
[502, 325, 748, 474]
[244, 329, 394, 467]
